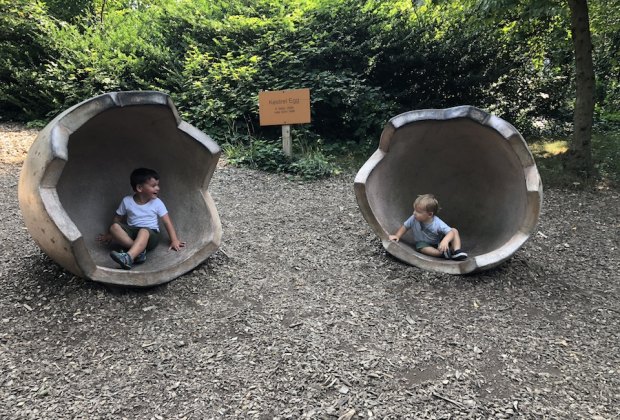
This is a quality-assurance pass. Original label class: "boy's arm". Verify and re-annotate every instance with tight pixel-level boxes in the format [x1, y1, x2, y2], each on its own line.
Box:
[161, 213, 186, 251]
[389, 225, 408, 242]
[437, 229, 456, 252]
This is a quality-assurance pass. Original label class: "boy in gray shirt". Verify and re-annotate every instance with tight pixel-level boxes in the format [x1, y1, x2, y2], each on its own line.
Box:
[389, 194, 467, 260]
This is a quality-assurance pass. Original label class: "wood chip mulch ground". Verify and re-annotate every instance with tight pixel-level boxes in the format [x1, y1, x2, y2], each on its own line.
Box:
[0, 125, 618, 419]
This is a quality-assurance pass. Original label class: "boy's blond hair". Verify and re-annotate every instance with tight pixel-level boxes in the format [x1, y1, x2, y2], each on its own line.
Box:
[413, 194, 439, 214]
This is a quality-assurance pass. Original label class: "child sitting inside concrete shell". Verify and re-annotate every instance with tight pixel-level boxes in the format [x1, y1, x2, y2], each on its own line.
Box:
[97, 167, 185, 270]
[389, 194, 467, 260]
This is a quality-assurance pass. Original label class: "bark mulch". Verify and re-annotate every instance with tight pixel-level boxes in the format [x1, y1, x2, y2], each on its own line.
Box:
[0, 125, 618, 419]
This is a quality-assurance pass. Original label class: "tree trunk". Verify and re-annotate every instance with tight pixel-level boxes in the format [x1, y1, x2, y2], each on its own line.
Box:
[566, 0, 595, 177]
[100, 0, 107, 26]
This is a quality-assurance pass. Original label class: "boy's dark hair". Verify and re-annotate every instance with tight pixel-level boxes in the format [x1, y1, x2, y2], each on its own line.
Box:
[130, 168, 159, 191]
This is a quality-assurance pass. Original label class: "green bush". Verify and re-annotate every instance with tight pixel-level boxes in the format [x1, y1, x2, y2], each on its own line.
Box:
[592, 131, 620, 186]
[41, 5, 174, 112]
[290, 149, 337, 179]
[0, 0, 58, 119]
[223, 137, 340, 179]
[2, 0, 617, 185]
[0, 0, 577, 136]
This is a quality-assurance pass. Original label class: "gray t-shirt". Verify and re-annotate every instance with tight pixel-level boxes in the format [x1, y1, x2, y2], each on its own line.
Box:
[403, 215, 452, 245]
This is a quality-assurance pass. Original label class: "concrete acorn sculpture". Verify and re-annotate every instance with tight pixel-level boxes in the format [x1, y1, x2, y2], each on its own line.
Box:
[355, 106, 542, 274]
[18, 91, 222, 286]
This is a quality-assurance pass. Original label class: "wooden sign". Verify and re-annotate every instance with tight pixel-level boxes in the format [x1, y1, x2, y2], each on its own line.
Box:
[259, 89, 311, 126]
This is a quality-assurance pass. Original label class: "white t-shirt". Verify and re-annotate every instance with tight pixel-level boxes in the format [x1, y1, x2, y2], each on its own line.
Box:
[116, 195, 168, 231]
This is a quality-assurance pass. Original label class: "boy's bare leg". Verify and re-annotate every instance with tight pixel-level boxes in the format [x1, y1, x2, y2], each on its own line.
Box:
[126, 229, 149, 260]
[109, 223, 134, 249]
[419, 247, 443, 257]
[451, 228, 462, 250]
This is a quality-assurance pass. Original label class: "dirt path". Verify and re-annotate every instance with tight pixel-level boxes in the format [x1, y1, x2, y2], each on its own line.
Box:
[1, 126, 619, 418]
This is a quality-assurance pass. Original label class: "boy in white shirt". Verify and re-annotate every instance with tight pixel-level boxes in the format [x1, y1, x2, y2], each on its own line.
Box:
[389, 194, 467, 260]
[98, 168, 185, 270]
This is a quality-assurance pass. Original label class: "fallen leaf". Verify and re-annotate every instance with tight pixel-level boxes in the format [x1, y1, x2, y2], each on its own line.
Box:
[338, 408, 356, 420]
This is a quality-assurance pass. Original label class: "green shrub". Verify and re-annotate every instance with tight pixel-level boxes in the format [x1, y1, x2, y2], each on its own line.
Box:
[530, 132, 620, 188]
[223, 137, 340, 180]
[41, 5, 174, 112]
[592, 131, 620, 186]
[3, 0, 616, 182]
[224, 139, 289, 172]
[290, 149, 338, 179]
[248, 140, 291, 173]
[0, 0, 58, 119]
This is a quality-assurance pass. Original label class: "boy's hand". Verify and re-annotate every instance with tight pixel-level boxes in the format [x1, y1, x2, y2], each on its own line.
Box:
[389, 235, 400, 242]
[96, 233, 112, 245]
[437, 239, 450, 252]
[169, 239, 186, 251]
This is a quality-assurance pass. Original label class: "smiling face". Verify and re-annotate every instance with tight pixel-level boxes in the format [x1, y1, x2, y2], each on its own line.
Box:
[135, 177, 160, 203]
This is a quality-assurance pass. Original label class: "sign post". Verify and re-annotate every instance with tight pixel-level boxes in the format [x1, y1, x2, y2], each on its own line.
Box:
[282, 124, 292, 157]
[258, 88, 311, 157]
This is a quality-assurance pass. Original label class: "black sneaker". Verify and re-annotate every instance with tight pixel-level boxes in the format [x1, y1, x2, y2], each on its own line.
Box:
[134, 250, 147, 264]
[442, 249, 452, 259]
[110, 251, 133, 270]
[451, 249, 468, 261]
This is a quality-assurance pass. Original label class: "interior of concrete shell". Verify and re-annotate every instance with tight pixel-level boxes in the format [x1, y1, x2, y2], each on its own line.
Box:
[55, 104, 218, 272]
[366, 118, 528, 257]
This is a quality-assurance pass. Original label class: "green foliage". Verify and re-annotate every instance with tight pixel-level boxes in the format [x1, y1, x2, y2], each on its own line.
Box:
[591, 0, 620, 114]
[223, 136, 340, 179]
[463, 0, 575, 135]
[290, 149, 337, 179]
[0, 0, 179, 118]
[2, 0, 619, 183]
[252, 140, 288, 173]
[530, 129, 620, 188]
[0, 0, 59, 119]
[44, 0, 92, 22]
[40, 3, 174, 111]
[592, 130, 620, 186]
[177, 45, 262, 137]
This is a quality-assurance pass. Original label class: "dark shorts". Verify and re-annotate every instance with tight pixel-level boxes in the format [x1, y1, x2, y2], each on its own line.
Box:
[116, 223, 161, 251]
[415, 241, 439, 251]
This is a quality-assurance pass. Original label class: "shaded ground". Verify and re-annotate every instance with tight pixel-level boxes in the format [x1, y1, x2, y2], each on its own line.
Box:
[0, 125, 619, 419]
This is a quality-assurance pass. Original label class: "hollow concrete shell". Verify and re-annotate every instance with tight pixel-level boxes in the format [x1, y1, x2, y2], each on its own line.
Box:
[354, 106, 542, 274]
[18, 91, 222, 287]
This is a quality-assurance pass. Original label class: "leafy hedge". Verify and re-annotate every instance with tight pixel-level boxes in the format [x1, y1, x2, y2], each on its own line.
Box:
[2, 0, 618, 153]
[0, 1, 58, 119]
